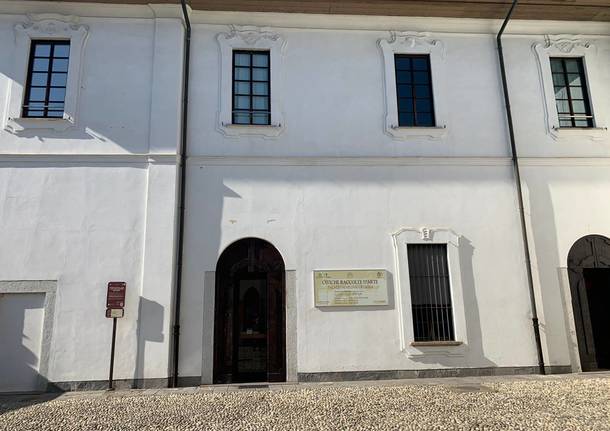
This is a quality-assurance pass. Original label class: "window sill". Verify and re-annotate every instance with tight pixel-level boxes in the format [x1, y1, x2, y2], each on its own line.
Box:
[550, 126, 607, 141]
[217, 122, 284, 138]
[4, 117, 75, 133]
[411, 341, 463, 347]
[404, 340, 465, 358]
[385, 125, 447, 141]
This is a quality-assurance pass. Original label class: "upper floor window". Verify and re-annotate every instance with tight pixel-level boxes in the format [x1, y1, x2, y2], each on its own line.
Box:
[394, 54, 435, 127]
[407, 243, 455, 342]
[22, 40, 70, 118]
[550, 57, 593, 128]
[232, 50, 270, 125]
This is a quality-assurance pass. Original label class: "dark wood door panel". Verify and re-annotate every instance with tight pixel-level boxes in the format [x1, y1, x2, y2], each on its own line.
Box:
[214, 238, 286, 384]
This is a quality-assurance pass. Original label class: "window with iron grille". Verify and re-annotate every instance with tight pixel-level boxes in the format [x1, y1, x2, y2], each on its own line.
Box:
[22, 40, 70, 118]
[394, 54, 435, 127]
[550, 57, 593, 128]
[232, 50, 270, 125]
[407, 244, 455, 342]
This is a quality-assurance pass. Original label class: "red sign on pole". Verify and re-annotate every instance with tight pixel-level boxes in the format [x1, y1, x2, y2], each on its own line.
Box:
[106, 281, 126, 309]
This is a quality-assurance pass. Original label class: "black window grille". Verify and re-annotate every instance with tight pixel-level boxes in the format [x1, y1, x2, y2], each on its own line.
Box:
[22, 40, 70, 118]
[550, 57, 593, 128]
[394, 54, 435, 127]
[232, 50, 270, 125]
[407, 244, 455, 342]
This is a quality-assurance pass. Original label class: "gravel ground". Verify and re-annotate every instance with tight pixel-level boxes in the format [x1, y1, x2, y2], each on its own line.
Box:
[1, 376, 609, 430]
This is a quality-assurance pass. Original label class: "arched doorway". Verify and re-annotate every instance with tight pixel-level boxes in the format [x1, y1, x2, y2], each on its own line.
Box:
[567, 235, 610, 371]
[213, 238, 286, 383]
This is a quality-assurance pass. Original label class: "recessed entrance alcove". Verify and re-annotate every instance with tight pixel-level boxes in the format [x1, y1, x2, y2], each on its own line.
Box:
[213, 238, 286, 383]
[567, 235, 610, 371]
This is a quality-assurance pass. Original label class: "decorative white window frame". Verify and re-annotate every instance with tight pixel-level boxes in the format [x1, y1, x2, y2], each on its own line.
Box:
[392, 228, 467, 358]
[3, 14, 88, 133]
[378, 32, 448, 141]
[216, 25, 286, 138]
[533, 35, 608, 141]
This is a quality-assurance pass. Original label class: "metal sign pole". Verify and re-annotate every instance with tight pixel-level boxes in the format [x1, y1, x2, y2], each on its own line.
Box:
[105, 281, 126, 391]
[108, 316, 117, 391]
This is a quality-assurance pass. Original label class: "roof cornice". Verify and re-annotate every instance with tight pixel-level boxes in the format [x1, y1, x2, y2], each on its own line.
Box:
[1, 1, 609, 35]
[8, 0, 610, 21]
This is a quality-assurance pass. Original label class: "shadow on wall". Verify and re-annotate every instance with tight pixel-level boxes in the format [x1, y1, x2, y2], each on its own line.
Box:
[0, 26, 153, 152]
[410, 236, 496, 368]
[458, 236, 496, 368]
[133, 297, 165, 388]
[524, 171, 563, 365]
[187, 166, 516, 379]
[179, 179, 239, 384]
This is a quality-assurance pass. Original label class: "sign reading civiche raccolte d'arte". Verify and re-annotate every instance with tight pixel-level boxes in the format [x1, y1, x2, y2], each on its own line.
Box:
[314, 270, 388, 307]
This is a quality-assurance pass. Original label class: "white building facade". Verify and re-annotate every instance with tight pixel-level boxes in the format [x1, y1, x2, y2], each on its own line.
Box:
[0, 0, 609, 391]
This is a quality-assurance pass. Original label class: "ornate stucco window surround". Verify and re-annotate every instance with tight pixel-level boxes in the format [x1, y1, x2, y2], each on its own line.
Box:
[392, 228, 467, 358]
[378, 32, 448, 141]
[3, 14, 88, 133]
[217, 25, 286, 138]
[533, 35, 608, 141]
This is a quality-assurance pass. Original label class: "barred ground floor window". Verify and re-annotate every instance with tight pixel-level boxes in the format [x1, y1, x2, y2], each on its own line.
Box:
[407, 243, 455, 342]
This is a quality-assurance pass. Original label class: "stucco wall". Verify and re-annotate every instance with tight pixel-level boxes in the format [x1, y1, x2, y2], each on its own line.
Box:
[177, 18, 610, 379]
[188, 24, 509, 158]
[0, 17, 155, 153]
[0, 8, 182, 386]
[505, 36, 610, 158]
[0, 164, 147, 382]
[1, 1, 609, 386]
[505, 34, 610, 368]
[521, 164, 610, 368]
[178, 162, 541, 379]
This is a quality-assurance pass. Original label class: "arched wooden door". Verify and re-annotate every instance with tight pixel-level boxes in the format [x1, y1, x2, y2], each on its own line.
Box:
[214, 238, 286, 383]
[567, 235, 610, 371]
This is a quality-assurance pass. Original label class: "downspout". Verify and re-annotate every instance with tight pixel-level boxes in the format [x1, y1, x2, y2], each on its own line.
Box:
[496, 0, 546, 375]
[171, 0, 191, 388]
